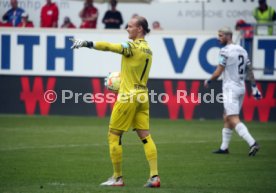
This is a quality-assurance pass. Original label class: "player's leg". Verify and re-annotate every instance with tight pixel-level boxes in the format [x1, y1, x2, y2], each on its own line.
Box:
[133, 94, 160, 187]
[221, 114, 233, 150]
[227, 94, 259, 156]
[101, 100, 136, 186]
[213, 90, 234, 154]
[109, 129, 124, 179]
[136, 130, 158, 178]
[228, 115, 259, 156]
[136, 129, 160, 188]
[214, 113, 233, 153]
[100, 129, 125, 186]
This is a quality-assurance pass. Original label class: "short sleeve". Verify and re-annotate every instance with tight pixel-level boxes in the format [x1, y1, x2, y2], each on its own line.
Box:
[218, 49, 228, 67]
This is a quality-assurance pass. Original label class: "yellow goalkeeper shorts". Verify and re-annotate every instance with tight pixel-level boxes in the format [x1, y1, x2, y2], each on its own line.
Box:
[109, 93, 149, 131]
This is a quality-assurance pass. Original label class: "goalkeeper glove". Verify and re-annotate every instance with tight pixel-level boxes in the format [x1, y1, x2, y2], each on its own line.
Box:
[251, 84, 262, 100]
[104, 73, 110, 88]
[70, 38, 93, 49]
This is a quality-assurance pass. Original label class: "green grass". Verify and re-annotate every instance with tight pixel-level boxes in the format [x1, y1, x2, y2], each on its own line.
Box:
[0, 115, 276, 193]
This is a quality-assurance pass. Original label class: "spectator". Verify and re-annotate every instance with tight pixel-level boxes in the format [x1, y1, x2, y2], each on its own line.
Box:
[0, 21, 13, 27]
[235, 19, 254, 61]
[17, 12, 34, 28]
[40, 0, 59, 28]
[61, 16, 76, 28]
[79, 0, 98, 29]
[253, 0, 276, 35]
[152, 21, 163, 30]
[102, 0, 123, 29]
[235, 19, 254, 39]
[2, 0, 25, 27]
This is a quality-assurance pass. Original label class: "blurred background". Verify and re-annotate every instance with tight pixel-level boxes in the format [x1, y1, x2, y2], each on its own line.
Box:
[1, 0, 275, 30]
[0, 0, 275, 121]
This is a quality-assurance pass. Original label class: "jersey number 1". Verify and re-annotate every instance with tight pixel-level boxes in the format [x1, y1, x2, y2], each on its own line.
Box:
[140, 59, 149, 81]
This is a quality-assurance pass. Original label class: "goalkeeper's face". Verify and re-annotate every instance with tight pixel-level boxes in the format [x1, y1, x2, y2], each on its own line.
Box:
[126, 18, 142, 40]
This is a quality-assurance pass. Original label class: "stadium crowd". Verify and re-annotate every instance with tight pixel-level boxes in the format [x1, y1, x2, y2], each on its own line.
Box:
[1, 0, 275, 35]
[1, 0, 121, 29]
[1, 0, 162, 30]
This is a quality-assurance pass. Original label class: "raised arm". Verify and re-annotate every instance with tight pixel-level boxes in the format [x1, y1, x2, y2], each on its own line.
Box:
[70, 38, 133, 57]
[94, 41, 123, 54]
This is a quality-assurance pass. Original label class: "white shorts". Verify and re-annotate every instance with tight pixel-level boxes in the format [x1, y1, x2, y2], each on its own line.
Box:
[223, 87, 245, 116]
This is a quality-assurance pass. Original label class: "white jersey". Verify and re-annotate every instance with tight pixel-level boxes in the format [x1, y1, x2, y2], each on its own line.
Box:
[219, 44, 250, 90]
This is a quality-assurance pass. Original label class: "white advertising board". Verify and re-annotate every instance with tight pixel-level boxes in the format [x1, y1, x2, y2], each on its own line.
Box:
[0, 28, 275, 80]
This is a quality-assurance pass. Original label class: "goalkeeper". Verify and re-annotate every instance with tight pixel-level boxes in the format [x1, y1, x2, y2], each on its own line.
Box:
[71, 16, 160, 188]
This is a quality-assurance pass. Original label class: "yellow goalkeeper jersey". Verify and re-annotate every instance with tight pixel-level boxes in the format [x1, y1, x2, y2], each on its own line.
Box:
[94, 38, 152, 95]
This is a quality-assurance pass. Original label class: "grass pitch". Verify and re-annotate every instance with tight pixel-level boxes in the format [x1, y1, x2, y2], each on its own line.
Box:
[0, 115, 276, 193]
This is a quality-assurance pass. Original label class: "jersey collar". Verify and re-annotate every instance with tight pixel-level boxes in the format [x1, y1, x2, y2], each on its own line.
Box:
[134, 38, 146, 43]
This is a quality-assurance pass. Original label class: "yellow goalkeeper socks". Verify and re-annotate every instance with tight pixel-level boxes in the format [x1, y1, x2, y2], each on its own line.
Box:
[108, 132, 123, 178]
[142, 134, 158, 177]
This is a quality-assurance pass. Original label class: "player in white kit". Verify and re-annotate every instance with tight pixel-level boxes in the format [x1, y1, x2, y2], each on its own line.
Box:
[204, 27, 262, 156]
